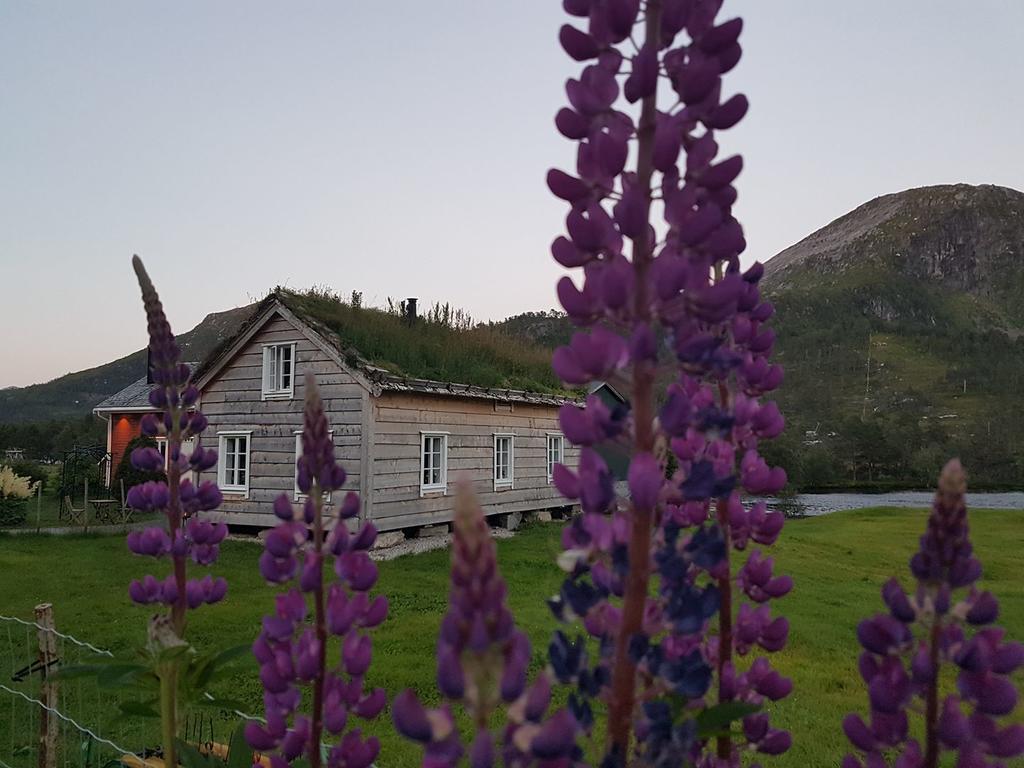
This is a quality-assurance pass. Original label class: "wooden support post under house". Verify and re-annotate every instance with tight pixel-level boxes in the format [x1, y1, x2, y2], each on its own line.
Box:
[35, 603, 58, 768]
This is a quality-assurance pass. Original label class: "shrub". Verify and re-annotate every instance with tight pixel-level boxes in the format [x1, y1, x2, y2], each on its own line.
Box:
[0, 465, 37, 526]
[5, 459, 48, 491]
[112, 435, 164, 493]
[0, 497, 28, 526]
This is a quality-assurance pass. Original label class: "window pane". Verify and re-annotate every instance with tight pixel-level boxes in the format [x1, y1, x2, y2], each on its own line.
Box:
[423, 436, 436, 486]
[547, 436, 560, 477]
[496, 437, 510, 481]
[280, 346, 291, 388]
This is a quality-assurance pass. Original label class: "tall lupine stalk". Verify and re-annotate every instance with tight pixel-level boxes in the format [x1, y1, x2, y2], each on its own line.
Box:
[843, 460, 1024, 768]
[392, 483, 570, 768]
[125, 256, 228, 767]
[246, 372, 387, 768]
[547, 0, 790, 764]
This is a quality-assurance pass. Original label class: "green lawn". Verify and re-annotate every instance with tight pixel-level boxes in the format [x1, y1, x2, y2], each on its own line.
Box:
[1, 487, 160, 532]
[0, 508, 1021, 766]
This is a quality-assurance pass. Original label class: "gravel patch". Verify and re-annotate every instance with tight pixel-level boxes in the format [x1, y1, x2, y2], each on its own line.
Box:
[0, 521, 151, 536]
[371, 527, 514, 562]
[225, 526, 517, 561]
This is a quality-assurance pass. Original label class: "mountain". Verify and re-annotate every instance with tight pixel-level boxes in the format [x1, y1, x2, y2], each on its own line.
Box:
[761, 184, 1024, 487]
[764, 183, 1024, 322]
[494, 184, 1024, 488]
[486, 311, 573, 349]
[0, 303, 257, 424]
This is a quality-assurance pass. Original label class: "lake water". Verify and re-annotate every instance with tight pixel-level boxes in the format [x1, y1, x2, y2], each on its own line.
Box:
[770, 491, 1024, 517]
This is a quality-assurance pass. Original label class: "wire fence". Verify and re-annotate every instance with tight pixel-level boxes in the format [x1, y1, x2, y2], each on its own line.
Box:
[0, 607, 261, 768]
[0, 608, 156, 768]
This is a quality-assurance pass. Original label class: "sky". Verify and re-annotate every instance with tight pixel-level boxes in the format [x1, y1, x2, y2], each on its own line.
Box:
[2, 2, 1023, 388]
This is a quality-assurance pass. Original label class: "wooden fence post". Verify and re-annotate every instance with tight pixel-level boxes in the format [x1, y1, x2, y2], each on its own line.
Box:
[35, 603, 58, 768]
[83, 477, 89, 533]
[36, 482, 42, 533]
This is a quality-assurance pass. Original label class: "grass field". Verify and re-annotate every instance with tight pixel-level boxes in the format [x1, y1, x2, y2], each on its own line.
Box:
[1, 487, 160, 531]
[0, 507, 1021, 766]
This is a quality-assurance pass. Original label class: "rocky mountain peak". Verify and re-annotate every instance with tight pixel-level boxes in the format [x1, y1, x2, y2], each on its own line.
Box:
[763, 183, 1024, 306]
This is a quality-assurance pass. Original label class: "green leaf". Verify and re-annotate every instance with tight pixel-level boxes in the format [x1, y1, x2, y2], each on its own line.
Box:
[157, 643, 194, 664]
[53, 662, 113, 681]
[117, 699, 160, 719]
[97, 663, 151, 689]
[225, 721, 253, 768]
[695, 701, 762, 738]
[176, 739, 215, 768]
[191, 643, 252, 690]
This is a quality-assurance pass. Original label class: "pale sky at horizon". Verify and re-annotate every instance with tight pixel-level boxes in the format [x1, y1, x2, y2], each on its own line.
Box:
[2, 2, 1023, 388]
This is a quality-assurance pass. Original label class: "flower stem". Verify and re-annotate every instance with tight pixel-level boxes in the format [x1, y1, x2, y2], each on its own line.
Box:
[159, 665, 177, 767]
[606, 0, 662, 753]
[715, 496, 733, 759]
[168, 413, 187, 638]
[608, 485, 653, 751]
[309, 485, 327, 768]
[923, 618, 941, 768]
[715, 379, 734, 759]
[163, 403, 185, 768]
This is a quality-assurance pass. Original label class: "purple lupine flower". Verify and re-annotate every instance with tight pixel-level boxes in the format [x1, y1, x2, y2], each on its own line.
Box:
[126, 258, 230, 768]
[127, 258, 227, 636]
[547, 1, 791, 763]
[248, 372, 386, 768]
[393, 482, 564, 766]
[844, 460, 1024, 768]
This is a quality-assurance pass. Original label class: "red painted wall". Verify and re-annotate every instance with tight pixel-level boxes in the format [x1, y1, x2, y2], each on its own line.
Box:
[109, 414, 144, 481]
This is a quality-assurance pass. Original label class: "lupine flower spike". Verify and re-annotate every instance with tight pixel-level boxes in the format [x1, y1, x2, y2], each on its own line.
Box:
[247, 372, 387, 768]
[126, 256, 228, 767]
[844, 460, 1024, 768]
[547, 0, 791, 764]
[392, 481, 570, 767]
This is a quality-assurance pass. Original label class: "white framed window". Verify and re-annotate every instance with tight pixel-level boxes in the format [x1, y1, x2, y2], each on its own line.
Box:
[262, 343, 297, 400]
[153, 436, 195, 476]
[420, 432, 449, 495]
[546, 433, 564, 483]
[294, 430, 334, 502]
[494, 433, 514, 489]
[218, 432, 252, 495]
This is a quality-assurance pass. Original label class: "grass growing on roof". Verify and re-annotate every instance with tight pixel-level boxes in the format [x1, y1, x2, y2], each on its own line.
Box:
[279, 288, 568, 394]
[0, 507, 1021, 765]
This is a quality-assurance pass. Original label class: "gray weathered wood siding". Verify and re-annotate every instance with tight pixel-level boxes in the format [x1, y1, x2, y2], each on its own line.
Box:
[368, 392, 579, 530]
[198, 312, 366, 525]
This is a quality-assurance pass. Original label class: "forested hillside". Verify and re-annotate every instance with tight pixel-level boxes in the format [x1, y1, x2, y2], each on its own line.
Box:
[494, 184, 1024, 489]
[0, 304, 256, 424]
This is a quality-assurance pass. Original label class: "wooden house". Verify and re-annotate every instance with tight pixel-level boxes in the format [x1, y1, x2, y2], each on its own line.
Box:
[184, 291, 579, 531]
[93, 374, 162, 486]
[93, 364, 200, 486]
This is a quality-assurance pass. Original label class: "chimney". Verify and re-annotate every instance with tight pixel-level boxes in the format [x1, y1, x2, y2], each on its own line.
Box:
[405, 297, 418, 325]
